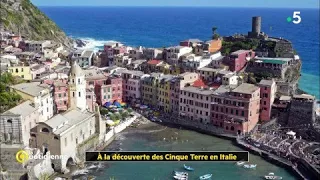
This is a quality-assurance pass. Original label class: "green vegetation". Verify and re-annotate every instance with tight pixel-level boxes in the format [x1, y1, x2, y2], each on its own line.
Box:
[0, 0, 71, 46]
[114, 113, 121, 120]
[0, 73, 23, 113]
[100, 108, 109, 115]
[38, 173, 51, 180]
[127, 108, 133, 113]
[221, 39, 260, 55]
[212, 26, 220, 40]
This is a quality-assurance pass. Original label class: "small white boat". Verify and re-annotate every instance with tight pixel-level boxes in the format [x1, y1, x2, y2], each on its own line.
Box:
[199, 173, 212, 180]
[264, 172, 283, 180]
[183, 164, 194, 171]
[174, 171, 188, 176]
[236, 161, 245, 166]
[243, 164, 257, 169]
[173, 175, 188, 180]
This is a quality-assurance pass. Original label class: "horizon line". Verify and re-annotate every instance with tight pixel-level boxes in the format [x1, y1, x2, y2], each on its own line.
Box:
[37, 5, 319, 9]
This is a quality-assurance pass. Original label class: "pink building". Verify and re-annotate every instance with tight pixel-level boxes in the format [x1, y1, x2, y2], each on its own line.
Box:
[258, 79, 277, 121]
[101, 42, 127, 67]
[43, 79, 68, 113]
[121, 70, 145, 103]
[86, 89, 97, 112]
[179, 86, 212, 124]
[223, 50, 255, 72]
[211, 83, 260, 135]
[83, 67, 110, 105]
[107, 75, 123, 103]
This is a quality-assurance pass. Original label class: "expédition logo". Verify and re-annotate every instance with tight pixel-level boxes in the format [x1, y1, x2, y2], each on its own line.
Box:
[16, 150, 67, 164]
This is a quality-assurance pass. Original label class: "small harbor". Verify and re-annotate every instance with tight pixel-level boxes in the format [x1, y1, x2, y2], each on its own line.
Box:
[88, 122, 297, 180]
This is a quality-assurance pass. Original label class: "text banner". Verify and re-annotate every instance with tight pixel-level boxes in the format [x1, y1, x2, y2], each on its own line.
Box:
[85, 151, 249, 162]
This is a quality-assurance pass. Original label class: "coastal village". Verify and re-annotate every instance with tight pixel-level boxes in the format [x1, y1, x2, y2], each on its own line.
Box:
[0, 15, 320, 180]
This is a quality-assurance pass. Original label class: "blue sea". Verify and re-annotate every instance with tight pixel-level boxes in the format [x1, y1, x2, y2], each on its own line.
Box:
[40, 7, 319, 98]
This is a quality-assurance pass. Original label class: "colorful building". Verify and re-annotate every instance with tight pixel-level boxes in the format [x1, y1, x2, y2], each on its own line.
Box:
[106, 75, 123, 103]
[258, 79, 277, 121]
[223, 50, 255, 72]
[141, 73, 162, 107]
[10, 82, 54, 122]
[157, 75, 174, 113]
[170, 72, 199, 115]
[43, 79, 69, 113]
[207, 39, 222, 53]
[121, 70, 145, 104]
[8, 65, 32, 80]
[179, 86, 213, 123]
[211, 83, 260, 135]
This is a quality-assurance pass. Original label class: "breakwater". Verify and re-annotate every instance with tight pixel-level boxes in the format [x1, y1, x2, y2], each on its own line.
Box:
[155, 114, 314, 180]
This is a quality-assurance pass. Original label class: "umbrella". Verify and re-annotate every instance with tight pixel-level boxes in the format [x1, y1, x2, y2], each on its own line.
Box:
[103, 102, 112, 108]
[113, 101, 121, 108]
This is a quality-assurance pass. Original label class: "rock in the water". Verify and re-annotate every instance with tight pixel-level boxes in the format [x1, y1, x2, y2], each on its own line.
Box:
[75, 39, 88, 48]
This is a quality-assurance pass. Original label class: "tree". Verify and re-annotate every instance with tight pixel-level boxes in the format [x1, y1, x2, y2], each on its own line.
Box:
[122, 111, 129, 119]
[114, 113, 121, 120]
[212, 26, 220, 40]
[109, 114, 116, 121]
[100, 108, 108, 115]
[127, 108, 133, 113]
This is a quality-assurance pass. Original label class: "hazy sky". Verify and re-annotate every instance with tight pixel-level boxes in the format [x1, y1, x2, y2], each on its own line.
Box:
[31, 0, 319, 8]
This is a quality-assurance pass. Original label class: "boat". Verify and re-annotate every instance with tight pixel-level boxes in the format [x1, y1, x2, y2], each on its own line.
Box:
[199, 174, 212, 180]
[174, 171, 188, 176]
[183, 164, 194, 171]
[236, 161, 245, 166]
[243, 164, 257, 169]
[264, 172, 283, 180]
[173, 174, 188, 180]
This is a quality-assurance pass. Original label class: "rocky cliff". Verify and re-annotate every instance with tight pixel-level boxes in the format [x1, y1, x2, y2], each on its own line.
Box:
[0, 0, 73, 48]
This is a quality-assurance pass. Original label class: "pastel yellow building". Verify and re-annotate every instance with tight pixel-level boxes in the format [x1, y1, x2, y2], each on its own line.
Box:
[157, 75, 174, 113]
[8, 66, 32, 80]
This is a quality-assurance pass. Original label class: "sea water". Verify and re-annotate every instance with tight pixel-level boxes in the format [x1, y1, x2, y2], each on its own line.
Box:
[89, 123, 297, 180]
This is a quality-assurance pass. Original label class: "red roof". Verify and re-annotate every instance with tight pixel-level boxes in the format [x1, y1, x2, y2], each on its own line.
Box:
[193, 78, 207, 88]
[147, 60, 162, 65]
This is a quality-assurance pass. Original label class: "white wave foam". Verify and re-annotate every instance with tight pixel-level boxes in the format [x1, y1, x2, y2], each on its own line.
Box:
[72, 169, 89, 176]
[73, 37, 120, 52]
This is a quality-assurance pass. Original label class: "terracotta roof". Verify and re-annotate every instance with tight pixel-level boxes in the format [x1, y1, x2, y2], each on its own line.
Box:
[147, 60, 162, 65]
[192, 78, 207, 88]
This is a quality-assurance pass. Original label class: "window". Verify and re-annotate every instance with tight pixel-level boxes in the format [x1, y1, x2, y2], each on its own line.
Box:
[21, 75, 24, 78]
[79, 92, 81, 97]
[73, 92, 75, 97]
[64, 93, 66, 97]
[264, 101, 266, 105]
[65, 137, 67, 147]
[241, 111, 244, 116]
[59, 94, 62, 98]
[15, 68, 18, 73]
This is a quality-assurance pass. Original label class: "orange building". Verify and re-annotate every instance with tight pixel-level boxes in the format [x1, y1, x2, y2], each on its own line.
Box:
[208, 39, 222, 53]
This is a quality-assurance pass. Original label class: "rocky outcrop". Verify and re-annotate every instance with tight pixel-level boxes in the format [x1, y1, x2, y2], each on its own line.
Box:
[0, 0, 73, 48]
